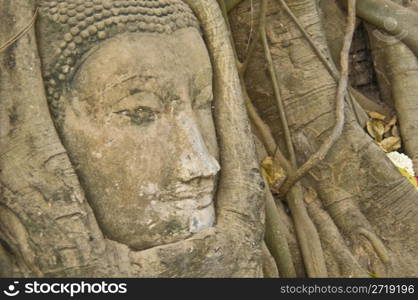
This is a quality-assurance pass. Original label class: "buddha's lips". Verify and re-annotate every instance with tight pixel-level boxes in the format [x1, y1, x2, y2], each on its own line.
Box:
[152, 186, 215, 206]
[159, 190, 214, 203]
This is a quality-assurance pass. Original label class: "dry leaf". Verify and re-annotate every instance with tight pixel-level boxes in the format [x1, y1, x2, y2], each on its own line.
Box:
[379, 136, 401, 152]
[367, 111, 386, 121]
[304, 187, 317, 204]
[384, 115, 397, 134]
[261, 156, 286, 188]
[387, 115, 397, 127]
[391, 125, 399, 137]
[384, 124, 391, 135]
[383, 129, 393, 139]
[367, 119, 385, 142]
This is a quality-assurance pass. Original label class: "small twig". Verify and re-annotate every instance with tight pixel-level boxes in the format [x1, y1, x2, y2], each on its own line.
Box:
[240, 0, 259, 75]
[0, 8, 39, 53]
[260, 0, 297, 167]
[243, 91, 276, 155]
[245, 0, 254, 53]
[243, 79, 293, 178]
[276, 0, 338, 79]
[279, 0, 357, 195]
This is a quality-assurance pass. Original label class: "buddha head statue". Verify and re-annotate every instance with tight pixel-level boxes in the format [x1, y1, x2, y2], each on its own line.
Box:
[36, 0, 221, 250]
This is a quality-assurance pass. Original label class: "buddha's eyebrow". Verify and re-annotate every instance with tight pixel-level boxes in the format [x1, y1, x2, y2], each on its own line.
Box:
[105, 74, 160, 96]
[76, 74, 159, 104]
[103, 74, 158, 93]
[107, 74, 184, 108]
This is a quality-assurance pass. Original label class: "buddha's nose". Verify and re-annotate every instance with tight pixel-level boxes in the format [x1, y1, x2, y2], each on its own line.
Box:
[175, 113, 220, 183]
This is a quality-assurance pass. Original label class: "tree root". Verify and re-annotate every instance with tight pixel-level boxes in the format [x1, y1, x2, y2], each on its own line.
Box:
[306, 192, 370, 277]
[317, 182, 391, 275]
[243, 85, 277, 156]
[339, 0, 418, 56]
[0, 7, 38, 53]
[262, 241, 280, 277]
[220, 0, 298, 276]
[358, 228, 390, 265]
[264, 180, 297, 277]
[0, 205, 43, 277]
[366, 20, 418, 158]
[286, 184, 328, 277]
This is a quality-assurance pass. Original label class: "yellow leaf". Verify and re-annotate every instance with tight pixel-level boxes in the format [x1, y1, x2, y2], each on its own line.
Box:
[304, 187, 317, 204]
[369, 272, 380, 278]
[367, 119, 385, 142]
[387, 115, 397, 127]
[367, 111, 386, 121]
[379, 136, 401, 152]
[261, 156, 286, 189]
[384, 115, 397, 134]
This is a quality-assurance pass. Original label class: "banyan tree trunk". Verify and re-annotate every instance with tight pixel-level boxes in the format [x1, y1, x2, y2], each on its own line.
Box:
[230, 0, 418, 277]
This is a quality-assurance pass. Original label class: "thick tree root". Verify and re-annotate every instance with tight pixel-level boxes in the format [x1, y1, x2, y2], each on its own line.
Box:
[339, 0, 418, 56]
[0, 205, 43, 276]
[262, 241, 280, 277]
[358, 228, 390, 265]
[306, 194, 370, 277]
[366, 21, 418, 158]
[286, 184, 328, 277]
[264, 182, 297, 277]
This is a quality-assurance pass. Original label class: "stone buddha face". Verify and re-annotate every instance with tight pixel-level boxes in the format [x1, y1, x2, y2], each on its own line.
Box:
[40, 2, 220, 250]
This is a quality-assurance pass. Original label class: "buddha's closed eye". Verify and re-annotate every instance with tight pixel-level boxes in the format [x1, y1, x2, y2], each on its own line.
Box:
[113, 106, 158, 126]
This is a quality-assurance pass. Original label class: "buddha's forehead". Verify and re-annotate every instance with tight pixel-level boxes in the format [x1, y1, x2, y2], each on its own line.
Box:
[72, 28, 212, 96]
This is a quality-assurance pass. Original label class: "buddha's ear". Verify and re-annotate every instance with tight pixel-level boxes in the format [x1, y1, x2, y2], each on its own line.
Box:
[184, 0, 265, 233]
[0, 0, 106, 276]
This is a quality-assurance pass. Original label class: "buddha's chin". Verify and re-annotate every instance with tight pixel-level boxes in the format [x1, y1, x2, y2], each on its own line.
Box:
[96, 193, 216, 251]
